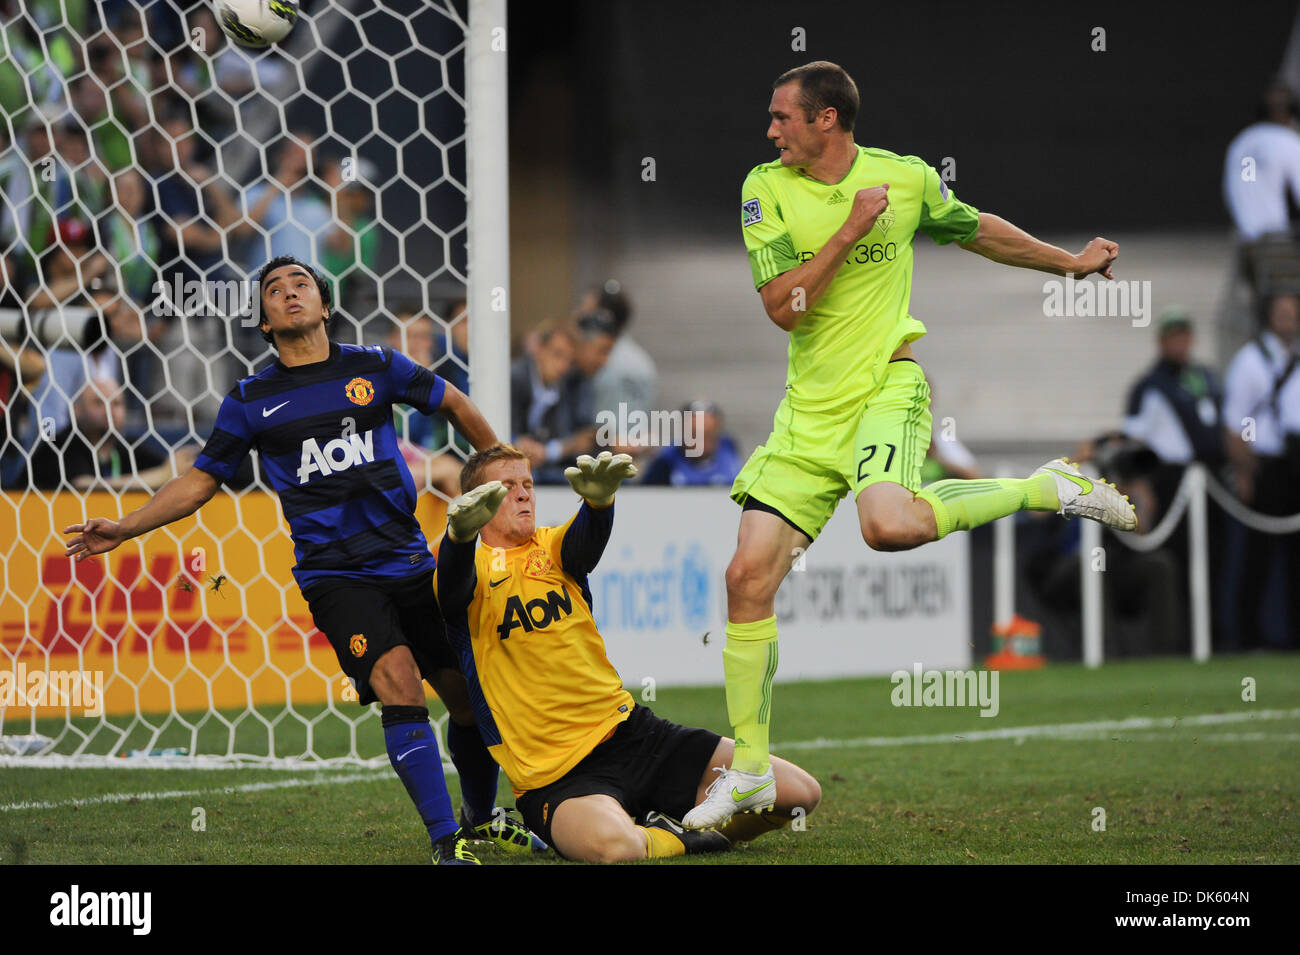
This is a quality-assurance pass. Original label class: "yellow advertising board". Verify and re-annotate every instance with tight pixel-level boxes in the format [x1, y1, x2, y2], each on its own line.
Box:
[0, 490, 449, 717]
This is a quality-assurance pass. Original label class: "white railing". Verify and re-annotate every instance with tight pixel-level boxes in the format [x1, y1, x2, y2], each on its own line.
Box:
[992, 462, 1300, 667]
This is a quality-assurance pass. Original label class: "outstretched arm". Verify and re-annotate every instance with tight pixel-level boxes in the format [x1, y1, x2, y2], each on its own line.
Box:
[957, 212, 1118, 279]
[558, 452, 637, 576]
[64, 466, 222, 561]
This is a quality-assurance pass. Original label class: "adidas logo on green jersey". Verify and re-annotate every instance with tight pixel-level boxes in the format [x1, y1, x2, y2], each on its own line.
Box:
[827, 188, 850, 205]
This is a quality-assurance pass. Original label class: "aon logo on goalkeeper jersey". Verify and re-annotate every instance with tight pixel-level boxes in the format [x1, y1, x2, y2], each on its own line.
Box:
[297, 430, 376, 483]
[496, 585, 574, 640]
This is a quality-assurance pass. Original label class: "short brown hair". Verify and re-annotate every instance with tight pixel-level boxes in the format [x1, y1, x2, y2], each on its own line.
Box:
[534, 317, 577, 349]
[774, 61, 859, 132]
[460, 442, 529, 493]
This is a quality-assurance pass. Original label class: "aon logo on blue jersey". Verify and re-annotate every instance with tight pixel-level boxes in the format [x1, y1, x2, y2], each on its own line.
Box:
[297, 430, 376, 483]
[496, 585, 573, 640]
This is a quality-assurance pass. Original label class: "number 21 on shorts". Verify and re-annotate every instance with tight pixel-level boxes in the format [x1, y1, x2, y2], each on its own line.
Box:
[857, 443, 896, 482]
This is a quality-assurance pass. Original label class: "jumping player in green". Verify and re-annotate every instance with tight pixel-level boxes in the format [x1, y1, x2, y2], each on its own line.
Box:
[684, 61, 1138, 830]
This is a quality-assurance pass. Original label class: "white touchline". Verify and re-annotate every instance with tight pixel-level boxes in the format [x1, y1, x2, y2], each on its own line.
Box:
[773, 708, 1300, 751]
[0, 771, 390, 813]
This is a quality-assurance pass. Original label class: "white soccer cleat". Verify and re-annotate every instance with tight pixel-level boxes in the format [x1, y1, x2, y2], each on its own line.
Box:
[681, 766, 776, 830]
[447, 481, 508, 543]
[1033, 457, 1138, 532]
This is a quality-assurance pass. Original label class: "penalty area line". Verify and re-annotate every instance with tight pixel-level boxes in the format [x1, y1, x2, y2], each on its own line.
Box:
[774, 707, 1300, 751]
[0, 770, 391, 813]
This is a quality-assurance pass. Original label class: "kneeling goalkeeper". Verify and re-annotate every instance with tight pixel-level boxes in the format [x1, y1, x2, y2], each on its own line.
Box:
[434, 444, 821, 862]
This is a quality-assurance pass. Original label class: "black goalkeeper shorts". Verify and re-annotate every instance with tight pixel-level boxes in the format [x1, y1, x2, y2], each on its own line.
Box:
[515, 704, 722, 854]
[302, 571, 458, 706]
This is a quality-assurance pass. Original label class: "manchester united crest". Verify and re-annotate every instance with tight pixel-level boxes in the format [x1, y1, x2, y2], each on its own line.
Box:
[345, 377, 375, 406]
[349, 633, 367, 657]
[525, 548, 552, 578]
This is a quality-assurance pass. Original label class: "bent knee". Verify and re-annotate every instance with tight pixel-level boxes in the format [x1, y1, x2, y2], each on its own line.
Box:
[860, 514, 917, 552]
[775, 761, 822, 815]
[568, 829, 644, 864]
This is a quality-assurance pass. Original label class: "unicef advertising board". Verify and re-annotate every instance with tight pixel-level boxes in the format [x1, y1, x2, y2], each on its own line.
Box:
[534, 487, 971, 687]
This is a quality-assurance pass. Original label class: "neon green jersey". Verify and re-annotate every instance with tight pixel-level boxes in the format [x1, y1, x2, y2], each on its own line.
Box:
[741, 146, 980, 409]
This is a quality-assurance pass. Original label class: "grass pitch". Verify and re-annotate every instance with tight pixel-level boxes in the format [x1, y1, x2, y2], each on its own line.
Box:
[1, 654, 1296, 864]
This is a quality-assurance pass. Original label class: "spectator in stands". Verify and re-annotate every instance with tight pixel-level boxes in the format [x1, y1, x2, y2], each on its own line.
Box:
[0, 323, 46, 479]
[1220, 291, 1300, 649]
[1122, 308, 1224, 514]
[100, 168, 161, 302]
[320, 155, 380, 319]
[27, 375, 195, 492]
[74, 44, 136, 174]
[576, 280, 658, 419]
[570, 307, 617, 414]
[242, 131, 331, 270]
[0, 3, 72, 123]
[435, 296, 469, 397]
[641, 400, 743, 487]
[510, 320, 595, 483]
[25, 217, 111, 309]
[0, 107, 60, 287]
[51, 114, 108, 221]
[431, 296, 471, 458]
[149, 113, 245, 289]
[1224, 83, 1300, 244]
[27, 281, 124, 444]
[386, 309, 467, 497]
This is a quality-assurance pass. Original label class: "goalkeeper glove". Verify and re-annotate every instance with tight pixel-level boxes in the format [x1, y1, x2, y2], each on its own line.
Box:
[564, 451, 637, 508]
[447, 480, 508, 543]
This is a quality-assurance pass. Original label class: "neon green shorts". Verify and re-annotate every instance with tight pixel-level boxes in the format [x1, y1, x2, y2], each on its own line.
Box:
[729, 358, 933, 540]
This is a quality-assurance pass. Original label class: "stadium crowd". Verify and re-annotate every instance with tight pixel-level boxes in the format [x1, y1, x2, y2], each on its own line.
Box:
[0, 1, 739, 499]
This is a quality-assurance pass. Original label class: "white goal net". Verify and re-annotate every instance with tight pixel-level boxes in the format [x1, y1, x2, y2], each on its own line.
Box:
[0, 0, 504, 767]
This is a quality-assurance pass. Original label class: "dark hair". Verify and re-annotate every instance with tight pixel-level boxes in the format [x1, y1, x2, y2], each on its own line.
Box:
[774, 61, 859, 132]
[575, 309, 617, 340]
[255, 255, 332, 348]
[588, 280, 630, 334]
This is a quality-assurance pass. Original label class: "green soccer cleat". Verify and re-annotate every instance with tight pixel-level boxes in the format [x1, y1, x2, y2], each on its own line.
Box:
[432, 833, 481, 865]
[457, 806, 550, 855]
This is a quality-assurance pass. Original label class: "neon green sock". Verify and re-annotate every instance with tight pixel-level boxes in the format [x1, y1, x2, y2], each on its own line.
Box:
[918, 474, 1058, 539]
[723, 615, 778, 775]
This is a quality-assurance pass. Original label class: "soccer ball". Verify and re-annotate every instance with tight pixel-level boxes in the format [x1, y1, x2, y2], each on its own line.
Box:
[216, 0, 299, 49]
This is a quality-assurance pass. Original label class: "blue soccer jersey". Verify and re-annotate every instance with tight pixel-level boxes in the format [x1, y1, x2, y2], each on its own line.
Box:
[194, 342, 448, 589]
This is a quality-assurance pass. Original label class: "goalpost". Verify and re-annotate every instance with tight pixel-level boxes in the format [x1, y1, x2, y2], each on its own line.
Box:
[0, 0, 509, 768]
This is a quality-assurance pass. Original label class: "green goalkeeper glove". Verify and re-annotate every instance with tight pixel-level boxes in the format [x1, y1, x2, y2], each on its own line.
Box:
[564, 451, 637, 508]
[447, 480, 508, 543]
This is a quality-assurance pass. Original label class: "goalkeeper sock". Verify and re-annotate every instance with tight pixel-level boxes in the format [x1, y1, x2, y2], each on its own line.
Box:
[917, 474, 1057, 540]
[382, 705, 458, 845]
[445, 717, 499, 827]
[636, 825, 686, 858]
[724, 615, 779, 775]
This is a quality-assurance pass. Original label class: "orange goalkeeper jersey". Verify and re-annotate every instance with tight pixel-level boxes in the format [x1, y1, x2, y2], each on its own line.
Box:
[433, 503, 634, 794]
